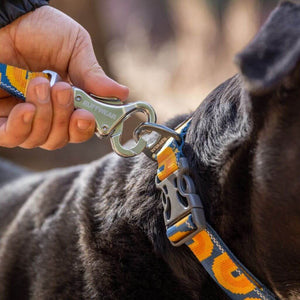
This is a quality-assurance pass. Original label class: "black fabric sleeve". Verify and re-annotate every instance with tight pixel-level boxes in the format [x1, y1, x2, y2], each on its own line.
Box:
[0, 0, 49, 28]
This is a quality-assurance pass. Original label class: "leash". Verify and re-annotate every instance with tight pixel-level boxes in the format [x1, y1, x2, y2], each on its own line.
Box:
[0, 63, 278, 299]
[0, 63, 49, 100]
[154, 120, 278, 300]
[0, 63, 157, 157]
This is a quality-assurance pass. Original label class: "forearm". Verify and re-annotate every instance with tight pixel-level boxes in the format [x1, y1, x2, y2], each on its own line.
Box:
[0, 0, 49, 28]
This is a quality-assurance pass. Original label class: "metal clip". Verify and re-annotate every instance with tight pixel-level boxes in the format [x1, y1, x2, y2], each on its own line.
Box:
[73, 88, 157, 157]
[43, 70, 61, 86]
[134, 122, 182, 161]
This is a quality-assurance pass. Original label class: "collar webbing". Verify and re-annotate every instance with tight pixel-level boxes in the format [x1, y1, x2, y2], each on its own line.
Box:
[0, 63, 49, 100]
[155, 120, 277, 300]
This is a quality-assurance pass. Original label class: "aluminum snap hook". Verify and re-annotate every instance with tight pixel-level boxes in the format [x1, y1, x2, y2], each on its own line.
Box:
[108, 103, 157, 157]
[73, 87, 157, 157]
[110, 122, 148, 157]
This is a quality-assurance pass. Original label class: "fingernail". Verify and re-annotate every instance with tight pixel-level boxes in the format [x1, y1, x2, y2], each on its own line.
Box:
[77, 119, 91, 130]
[23, 111, 35, 123]
[57, 89, 72, 106]
[35, 83, 50, 103]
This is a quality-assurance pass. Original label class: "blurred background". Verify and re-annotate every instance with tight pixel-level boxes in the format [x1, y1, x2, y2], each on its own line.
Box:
[0, 0, 277, 170]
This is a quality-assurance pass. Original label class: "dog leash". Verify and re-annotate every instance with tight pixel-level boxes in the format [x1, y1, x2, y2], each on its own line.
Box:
[0, 63, 158, 157]
[0, 63, 278, 299]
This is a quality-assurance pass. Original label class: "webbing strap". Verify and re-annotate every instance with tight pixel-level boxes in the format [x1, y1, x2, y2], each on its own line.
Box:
[0, 63, 49, 100]
[167, 216, 276, 300]
[155, 121, 277, 300]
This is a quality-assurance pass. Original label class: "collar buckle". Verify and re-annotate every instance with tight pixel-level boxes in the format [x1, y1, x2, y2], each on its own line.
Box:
[156, 157, 206, 246]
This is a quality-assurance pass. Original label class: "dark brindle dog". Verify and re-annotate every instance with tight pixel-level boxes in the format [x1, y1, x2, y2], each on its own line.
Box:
[1, 1, 300, 299]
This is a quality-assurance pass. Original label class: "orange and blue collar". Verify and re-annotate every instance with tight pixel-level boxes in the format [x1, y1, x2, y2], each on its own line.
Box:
[155, 120, 277, 300]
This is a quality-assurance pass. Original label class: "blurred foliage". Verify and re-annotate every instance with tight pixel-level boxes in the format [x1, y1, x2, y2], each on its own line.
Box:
[205, 0, 231, 21]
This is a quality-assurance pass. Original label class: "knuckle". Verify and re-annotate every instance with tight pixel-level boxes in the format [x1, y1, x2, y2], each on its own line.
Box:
[55, 119, 68, 128]
[20, 141, 42, 149]
[42, 138, 68, 150]
[21, 133, 49, 148]
[79, 26, 90, 40]
[0, 141, 15, 148]
[7, 132, 27, 146]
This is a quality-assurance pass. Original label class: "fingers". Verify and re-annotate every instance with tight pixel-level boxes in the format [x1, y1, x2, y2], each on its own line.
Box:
[0, 78, 96, 150]
[0, 103, 36, 147]
[19, 77, 52, 148]
[68, 27, 129, 101]
[0, 97, 22, 116]
[39, 82, 74, 150]
[68, 109, 95, 144]
[40, 82, 95, 149]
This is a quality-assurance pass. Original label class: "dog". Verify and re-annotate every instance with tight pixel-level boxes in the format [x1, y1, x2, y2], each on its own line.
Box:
[1, 1, 300, 299]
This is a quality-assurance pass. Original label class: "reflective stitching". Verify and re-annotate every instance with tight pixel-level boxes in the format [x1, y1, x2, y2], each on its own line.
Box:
[0, 82, 24, 98]
[207, 229, 224, 253]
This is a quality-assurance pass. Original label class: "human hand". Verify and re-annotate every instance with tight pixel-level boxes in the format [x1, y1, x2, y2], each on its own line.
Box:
[0, 6, 129, 149]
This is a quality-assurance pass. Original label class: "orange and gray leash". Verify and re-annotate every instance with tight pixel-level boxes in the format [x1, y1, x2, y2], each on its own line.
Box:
[0, 63, 278, 300]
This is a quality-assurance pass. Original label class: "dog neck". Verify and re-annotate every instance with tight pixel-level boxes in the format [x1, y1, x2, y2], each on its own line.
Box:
[157, 74, 277, 298]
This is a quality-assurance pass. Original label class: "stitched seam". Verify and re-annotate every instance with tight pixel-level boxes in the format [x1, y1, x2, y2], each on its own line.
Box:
[234, 269, 268, 300]
[0, 82, 24, 98]
[186, 219, 195, 230]
[207, 230, 224, 253]
[207, 229, 270, 299]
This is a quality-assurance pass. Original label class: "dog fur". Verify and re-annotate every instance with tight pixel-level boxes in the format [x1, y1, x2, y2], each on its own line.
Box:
[1, 1, 300, 299]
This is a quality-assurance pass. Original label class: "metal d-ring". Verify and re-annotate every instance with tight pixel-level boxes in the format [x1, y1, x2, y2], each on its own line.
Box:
[134, 122, 182, 161]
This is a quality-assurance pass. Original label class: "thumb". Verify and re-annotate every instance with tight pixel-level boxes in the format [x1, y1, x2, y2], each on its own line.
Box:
[68, 28, 129, 101]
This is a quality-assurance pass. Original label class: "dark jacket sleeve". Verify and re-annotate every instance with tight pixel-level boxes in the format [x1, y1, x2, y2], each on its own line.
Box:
[0, 0, 49, 28]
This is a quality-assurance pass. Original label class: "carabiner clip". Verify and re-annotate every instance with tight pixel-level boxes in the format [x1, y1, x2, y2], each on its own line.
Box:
[73, 88, 157, 157]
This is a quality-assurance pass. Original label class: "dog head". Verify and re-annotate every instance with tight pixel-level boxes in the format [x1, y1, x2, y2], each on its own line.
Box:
[162, 1, 300, 298]
[236, 1, 300, 298]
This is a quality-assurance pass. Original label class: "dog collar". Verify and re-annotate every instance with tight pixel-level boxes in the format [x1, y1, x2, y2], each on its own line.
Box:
[155, 120, 277, 300]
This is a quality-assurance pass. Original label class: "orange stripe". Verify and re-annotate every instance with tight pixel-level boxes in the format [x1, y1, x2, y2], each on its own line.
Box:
[157, 146, 179, 181]
[188, 230, 214, 262]
[212, 252, 255, 295]
[6, 65, 49, 98]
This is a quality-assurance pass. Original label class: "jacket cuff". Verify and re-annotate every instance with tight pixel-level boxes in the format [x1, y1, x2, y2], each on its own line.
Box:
[0, 0, 49, 28]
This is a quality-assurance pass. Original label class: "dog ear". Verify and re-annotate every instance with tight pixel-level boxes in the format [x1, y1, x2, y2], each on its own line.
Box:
[235, 1, 300, 94]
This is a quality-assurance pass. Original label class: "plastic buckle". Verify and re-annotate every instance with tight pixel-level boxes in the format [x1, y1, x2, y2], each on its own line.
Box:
[155, 157, 206, 246]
